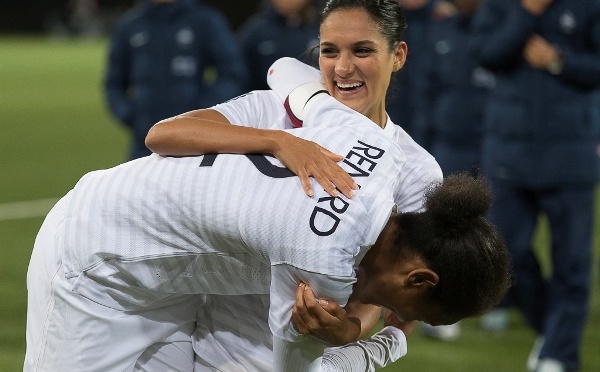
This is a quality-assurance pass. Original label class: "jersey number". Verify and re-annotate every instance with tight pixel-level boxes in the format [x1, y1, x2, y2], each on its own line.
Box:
[200, 154, 295, 178]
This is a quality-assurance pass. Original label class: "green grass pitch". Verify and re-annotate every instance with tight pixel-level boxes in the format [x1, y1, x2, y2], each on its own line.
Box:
[0, 36, 598, 371]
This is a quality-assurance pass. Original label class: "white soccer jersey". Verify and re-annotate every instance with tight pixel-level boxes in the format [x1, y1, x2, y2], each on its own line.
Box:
[57, 94, 406, 371]
[189, 90, 438, 371]
[213, 90, 443, 213]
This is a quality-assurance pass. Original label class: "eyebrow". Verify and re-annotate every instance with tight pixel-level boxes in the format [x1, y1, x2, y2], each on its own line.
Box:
[320, 40, 377, 47]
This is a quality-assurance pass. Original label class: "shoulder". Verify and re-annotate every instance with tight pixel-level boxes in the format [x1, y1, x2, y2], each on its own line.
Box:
[385, 121, 443, 211]
[113, 5, 146, 31]
[386, 122, 441, 172]
[212, 90, 289, 129]
[187, 3, 230, 26]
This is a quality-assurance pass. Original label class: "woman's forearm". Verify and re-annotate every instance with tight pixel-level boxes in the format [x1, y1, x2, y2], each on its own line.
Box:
[145, 109, 283, 157]
[146, 108, 358, 199]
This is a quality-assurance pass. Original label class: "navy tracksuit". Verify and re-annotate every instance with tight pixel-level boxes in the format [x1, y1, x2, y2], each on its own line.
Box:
[471, 1, 600, 370]
[422, 13, 496, 177]
[105, 0, 248, 159]
[237, 3, 320, 91]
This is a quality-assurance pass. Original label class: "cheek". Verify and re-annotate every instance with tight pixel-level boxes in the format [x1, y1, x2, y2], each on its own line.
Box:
[318, 58, 332, 75]
[318, 60, 334, 88]
[361, 62, 388, 91]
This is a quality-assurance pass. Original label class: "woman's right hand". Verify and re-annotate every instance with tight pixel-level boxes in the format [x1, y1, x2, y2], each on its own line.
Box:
[272, 131, 358, 199]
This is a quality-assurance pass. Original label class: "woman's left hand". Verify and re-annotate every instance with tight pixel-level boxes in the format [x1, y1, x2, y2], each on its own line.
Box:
[292, 283, 361, 346]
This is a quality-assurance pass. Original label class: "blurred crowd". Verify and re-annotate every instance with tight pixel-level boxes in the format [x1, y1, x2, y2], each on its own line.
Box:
[78, 0, 600, 371]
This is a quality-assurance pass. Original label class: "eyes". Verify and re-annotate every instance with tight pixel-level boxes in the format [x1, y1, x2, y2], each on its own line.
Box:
[320, 45, 375, 58]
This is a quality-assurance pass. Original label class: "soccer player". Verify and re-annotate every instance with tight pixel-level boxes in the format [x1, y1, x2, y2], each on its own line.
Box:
[25, 90, 510, 371]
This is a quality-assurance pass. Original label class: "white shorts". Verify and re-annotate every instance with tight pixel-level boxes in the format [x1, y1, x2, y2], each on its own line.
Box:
[24, 195, 203, 372]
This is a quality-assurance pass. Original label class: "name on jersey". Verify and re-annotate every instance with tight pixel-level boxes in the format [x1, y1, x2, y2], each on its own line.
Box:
[309, 140, 384, 236]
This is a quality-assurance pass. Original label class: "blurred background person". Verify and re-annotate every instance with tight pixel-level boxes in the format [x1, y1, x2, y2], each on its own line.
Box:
[104, 0, 248, 160]
[421, 0, 493, 179]
[471, 0, 600, 371]
[420, 0, 508, 336]
[387, 0, 456, 150]
[392, 0, 465, 342]
[237, 0, 320, 91]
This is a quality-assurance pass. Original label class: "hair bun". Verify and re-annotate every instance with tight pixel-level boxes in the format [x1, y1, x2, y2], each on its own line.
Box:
[424, 173, 491, 229]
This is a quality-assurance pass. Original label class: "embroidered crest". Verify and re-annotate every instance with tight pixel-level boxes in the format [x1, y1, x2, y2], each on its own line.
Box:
[176, 28, 194, 46]
[129, 32, 148, 48]
[558, 10, 576, 34]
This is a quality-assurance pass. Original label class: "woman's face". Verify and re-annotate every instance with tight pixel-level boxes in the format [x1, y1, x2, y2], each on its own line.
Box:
[319, 8, 406, 126]
[354, 218, 459, 327]
[357, 267, 457, 326]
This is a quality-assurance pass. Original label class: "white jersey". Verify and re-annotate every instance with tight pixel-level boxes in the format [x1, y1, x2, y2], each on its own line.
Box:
[59, 94, 406, 371]
[213, 90, 443, 212]
[188, 91, 428, 371]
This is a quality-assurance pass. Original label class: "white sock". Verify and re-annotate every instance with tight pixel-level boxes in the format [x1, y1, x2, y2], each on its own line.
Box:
[267, 57, 322, 101]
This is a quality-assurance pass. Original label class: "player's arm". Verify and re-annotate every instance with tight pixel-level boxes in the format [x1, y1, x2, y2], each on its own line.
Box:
[293, 283, 381, 345]
[146, 108, 284, 156]
[294, 285, 413, 371]
[146, 108, 357, 198]
[321, 326, 408, 372]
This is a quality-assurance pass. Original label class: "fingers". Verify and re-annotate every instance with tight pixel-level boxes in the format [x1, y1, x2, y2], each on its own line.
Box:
[273, 136, 357, 199]
[321, 148, 344, 162]
[293, 283, 340, 336]
[297, 169, 314, 198]
[303, 163, 357, 200]
[317, 148, 359, 199]
[293, 283, 310, 334]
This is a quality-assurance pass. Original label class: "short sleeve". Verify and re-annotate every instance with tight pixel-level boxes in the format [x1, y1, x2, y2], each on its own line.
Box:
[211, 90, 291, 130]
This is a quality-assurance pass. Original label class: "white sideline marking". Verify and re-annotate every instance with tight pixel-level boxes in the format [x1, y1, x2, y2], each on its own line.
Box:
[0, 198, 59, 221]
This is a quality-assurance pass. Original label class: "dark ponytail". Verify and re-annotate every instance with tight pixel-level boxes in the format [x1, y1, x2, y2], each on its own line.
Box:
[393, 173, 512, 318]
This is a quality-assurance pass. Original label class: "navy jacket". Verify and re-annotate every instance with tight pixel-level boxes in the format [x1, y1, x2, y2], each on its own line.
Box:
[387, 2, 436, 144]
[423, 14, 496, 147]
[471, 0, 600, 186]
[105, 0, 248, 159]
[237, 2, 319, 91]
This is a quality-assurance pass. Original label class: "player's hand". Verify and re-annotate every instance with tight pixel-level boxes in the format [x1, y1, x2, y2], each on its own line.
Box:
[292, 283, 361, 346]
[272, 131, 358, 199]
[432, 0, 458, 20]
[521, 0, 553, 15]
[523, 34, 560, 70]
[382, 309, 417, 337]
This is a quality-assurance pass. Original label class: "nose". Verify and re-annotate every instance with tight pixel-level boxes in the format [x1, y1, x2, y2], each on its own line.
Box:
[334, 53, 354, 78]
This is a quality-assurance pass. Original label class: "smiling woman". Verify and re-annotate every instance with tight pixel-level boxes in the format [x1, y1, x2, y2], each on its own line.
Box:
[142, 0, 446, 367]
[318, 1, 407, 127]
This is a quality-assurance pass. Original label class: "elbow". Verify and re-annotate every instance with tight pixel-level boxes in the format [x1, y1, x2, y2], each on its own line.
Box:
[145, 123, 165, 155]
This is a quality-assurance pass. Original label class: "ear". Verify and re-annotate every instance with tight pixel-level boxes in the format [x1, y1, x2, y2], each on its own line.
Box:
[404, 268, 439, 288]
[392, 41, 408, 72]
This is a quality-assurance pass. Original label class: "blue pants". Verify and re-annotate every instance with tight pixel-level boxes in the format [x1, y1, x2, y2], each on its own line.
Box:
[488, 179, 594, 371]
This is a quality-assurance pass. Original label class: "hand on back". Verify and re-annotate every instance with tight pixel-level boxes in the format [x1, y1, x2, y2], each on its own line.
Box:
[273, 131, 358, 199]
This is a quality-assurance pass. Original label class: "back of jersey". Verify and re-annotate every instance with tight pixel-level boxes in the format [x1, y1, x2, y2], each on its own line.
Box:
[62, 99, 405, 297]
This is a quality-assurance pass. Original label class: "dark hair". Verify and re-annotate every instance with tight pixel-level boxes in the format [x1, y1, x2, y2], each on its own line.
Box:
[393, 173, 512, 319]
[321, 0, 407, 51]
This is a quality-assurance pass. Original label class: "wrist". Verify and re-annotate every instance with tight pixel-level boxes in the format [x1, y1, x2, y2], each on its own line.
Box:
[262, 129, 287, 155]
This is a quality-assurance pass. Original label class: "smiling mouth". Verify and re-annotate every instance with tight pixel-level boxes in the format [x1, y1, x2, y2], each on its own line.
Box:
[336, 81, 364, 92]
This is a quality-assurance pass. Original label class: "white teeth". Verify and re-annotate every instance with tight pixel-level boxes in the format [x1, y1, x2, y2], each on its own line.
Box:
[337, 82, 363, 89]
